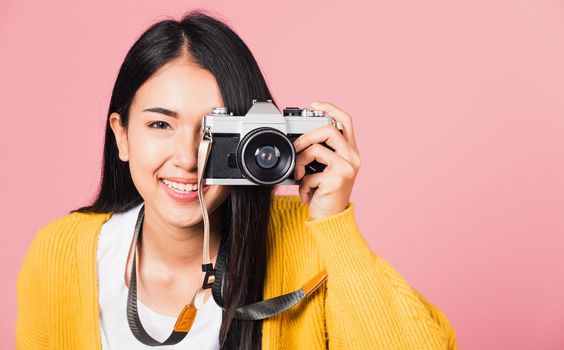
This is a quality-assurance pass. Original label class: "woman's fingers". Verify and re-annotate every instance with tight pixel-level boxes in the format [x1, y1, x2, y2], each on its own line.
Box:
[298, 170, 352, 205]
[298, 172, 323, 204]
[294, 143, 356, 181]
[290, 101, 361, 218]
[310, 101, 358, 151]
[293, 125, 360, 169]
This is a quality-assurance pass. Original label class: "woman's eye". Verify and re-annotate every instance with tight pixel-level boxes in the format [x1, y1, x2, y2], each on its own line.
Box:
[148, 121, 172, 130]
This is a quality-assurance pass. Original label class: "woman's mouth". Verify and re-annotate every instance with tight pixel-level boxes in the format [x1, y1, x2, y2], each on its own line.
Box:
[160, 178, 210, 202]
[162, 179, 199, 192]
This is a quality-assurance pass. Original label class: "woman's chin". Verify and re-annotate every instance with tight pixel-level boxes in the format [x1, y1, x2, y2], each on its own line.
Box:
[165, 209, 204, 228]
[152, 185, 229, 226]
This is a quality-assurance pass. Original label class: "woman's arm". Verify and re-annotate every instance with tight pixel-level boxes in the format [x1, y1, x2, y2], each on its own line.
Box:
[305, 205, 458, 349]
[16, 230, 49, 349]
[294, 102, 458, 348]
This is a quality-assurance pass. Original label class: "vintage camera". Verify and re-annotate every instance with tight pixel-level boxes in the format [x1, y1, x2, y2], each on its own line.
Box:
[201, 100, 339, 185]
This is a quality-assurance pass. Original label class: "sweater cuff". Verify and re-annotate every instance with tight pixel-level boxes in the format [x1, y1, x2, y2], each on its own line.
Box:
[305, 203, 375, 277]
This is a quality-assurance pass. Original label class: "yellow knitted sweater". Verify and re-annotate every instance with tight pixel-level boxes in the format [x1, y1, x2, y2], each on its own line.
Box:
[16, 196, 458, 349]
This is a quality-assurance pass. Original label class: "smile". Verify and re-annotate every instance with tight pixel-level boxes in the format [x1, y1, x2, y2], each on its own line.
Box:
[159, 179, 210, 203]
[162, 179, 198, 193]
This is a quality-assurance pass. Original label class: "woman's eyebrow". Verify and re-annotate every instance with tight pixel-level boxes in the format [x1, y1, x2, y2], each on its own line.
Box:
[142, 107, 178, 118]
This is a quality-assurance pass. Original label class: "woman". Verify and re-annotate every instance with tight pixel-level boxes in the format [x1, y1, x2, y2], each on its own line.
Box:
[16, 11, 458, 349]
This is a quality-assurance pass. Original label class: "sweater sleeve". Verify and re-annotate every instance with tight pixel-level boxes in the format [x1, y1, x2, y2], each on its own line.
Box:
[305, 203, 459, 349]
[16, 228, 50, 349]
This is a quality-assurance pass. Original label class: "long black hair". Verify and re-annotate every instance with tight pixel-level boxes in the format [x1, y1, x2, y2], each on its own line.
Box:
[73, 11, 275, 349]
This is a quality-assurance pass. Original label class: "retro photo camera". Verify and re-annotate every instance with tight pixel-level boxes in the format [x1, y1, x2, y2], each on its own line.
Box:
[201, 100, 340, 185]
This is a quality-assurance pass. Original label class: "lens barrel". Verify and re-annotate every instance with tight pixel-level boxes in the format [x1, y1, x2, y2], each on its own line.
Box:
[237, 127, 295, 185]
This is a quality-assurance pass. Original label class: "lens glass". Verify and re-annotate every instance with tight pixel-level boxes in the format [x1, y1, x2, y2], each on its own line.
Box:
[255, 145, 280, 169]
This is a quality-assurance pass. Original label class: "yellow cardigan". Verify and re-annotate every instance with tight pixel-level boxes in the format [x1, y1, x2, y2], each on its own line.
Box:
[16, 196, 458, 349]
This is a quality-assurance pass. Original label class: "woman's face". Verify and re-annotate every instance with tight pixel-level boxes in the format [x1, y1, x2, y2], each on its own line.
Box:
[110, 58, 230, 228]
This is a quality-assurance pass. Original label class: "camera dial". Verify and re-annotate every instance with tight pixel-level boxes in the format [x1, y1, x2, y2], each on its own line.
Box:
[211, 107, 228, 115]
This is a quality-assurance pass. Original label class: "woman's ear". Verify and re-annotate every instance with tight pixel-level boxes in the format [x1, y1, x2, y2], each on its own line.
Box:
[109, 113, 129, 162]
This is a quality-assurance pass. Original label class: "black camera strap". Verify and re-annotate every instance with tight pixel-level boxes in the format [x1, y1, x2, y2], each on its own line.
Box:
[126, 205, 203, 345]
[126, 127, 328, 346]
[211, 232, 328, 320]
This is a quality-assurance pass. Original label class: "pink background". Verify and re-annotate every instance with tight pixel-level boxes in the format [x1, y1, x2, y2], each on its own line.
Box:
[2, 0, 564, 348]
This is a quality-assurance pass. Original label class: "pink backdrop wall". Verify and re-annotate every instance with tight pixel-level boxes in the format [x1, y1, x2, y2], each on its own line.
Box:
[2, 0, 563, 348]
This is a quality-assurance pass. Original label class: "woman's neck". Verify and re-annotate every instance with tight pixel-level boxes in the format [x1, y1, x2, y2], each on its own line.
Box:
[138, 205, 224, 273]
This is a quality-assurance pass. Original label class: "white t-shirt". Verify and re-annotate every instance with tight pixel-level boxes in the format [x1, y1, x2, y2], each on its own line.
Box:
[97, 203, 222, 349]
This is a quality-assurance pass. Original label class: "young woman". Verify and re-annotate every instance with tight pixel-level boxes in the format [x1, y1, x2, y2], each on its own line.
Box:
[16, 11, 458, 350]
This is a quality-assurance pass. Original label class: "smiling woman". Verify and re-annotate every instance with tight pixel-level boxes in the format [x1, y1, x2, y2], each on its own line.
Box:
[109, 60, 229, 227]
[16, 10, 458, 350]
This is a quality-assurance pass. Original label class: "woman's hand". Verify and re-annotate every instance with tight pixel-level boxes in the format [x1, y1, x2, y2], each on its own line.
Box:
[293, 102, 361, 221]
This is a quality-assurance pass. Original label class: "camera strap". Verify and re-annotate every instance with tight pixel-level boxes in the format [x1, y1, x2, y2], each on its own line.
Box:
[126, 127, 327, 346]
[126, 205, 207, 345]
[211, 232, 328, 320]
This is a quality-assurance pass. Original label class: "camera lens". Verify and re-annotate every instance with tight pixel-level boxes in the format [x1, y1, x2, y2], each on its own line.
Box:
[237, 127, 295, 185]
[255, 145, 280, 169]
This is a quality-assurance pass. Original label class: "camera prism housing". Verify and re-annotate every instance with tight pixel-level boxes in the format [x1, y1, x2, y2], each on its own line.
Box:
[201, 100, 337, 185]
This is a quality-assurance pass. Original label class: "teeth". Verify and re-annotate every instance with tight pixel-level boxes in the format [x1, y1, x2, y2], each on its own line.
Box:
[162, 179, 198, 193]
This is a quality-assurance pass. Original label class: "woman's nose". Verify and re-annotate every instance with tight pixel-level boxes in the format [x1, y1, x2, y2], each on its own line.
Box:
[170, 128, 198, 172]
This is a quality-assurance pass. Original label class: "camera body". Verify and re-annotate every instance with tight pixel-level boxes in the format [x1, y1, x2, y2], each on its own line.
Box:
[201, 100, 337, 185]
